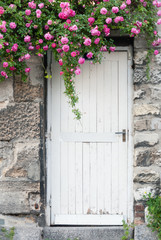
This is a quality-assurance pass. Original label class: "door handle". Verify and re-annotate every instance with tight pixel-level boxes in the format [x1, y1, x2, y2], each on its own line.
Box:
[115, 129, 126, 142]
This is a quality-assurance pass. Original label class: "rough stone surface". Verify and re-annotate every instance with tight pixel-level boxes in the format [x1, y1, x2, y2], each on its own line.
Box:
[43, 227, 133, 240]
[0, 78, 13, 103]
[135, 224, 158, 240]
[134, 186, 155, 201]
[150, 117, 161, 130]
[13, 227, 42, 240]
[134, 89, 145, 100]
[134, 170, 160, 184]
[14, 77, 43, 103]
[134, 133, 159, 147]
[134, 104, 160, 116]
[134, 119, 148, 131]
[0, 103, 40, 141]
[0, 181, 40, 214]
[134, 149, 161, 166]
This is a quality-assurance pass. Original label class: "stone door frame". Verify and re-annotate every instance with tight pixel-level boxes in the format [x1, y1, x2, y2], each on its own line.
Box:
[45, 46, 134, 226]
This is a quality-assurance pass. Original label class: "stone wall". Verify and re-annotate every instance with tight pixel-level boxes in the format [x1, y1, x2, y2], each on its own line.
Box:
[133, 37, 161, 225]
[0, 56, 46, 227]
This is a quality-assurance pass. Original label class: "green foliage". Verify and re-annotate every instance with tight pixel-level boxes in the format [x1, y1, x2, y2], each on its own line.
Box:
[121, 220, 134, 240]
[0, 227, 15, 240]
[0, 0, 159, 119]
[144, 193, 161, 240]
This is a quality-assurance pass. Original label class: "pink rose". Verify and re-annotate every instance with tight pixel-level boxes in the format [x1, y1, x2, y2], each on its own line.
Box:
[11, 43, 18, 52]
[83, 38, 91, 46]
[60, 71, 64, 75]
[38, 3, 44, 8]
[109, 46, 116, 52]
[0, 34, 3, 39]
[154, 50, 159, 55]
[88, 17, 95, 25]
[47, 20, 52, 25]
[78, 57, 85, 64]
[25, 9, 31, 15]
[24, 35, 31, 42]
[59, 59, 63, 66]
[106, 18, 112, 24]
[28, 1, 36, 9]
[44, 32, 52, 40]
[9, 22, 17, 29]
[3, 62, 8, 68]
[120, 3, 126, 10]
[100, 7, 107, 15]
[39, 39, 43, 44]
[94, 38, 100, 44]
[1, 71, 8, 78]
[51, 43, 56, 48]
[71, 51, 77, 57]
[75, 68, 81, 75]
[61, 37, 69, 44]
[0, 7, 4, 15]
[126, 0, 131, 4]
[62, 44, 69, 52]
[157, 19, 161, 25]
[43, 45, 49, 51]
[87, 52, 93, 58]
[112, 7, 119, 13]
[25, 54, 31, 60]
[25, 68, 31, 73]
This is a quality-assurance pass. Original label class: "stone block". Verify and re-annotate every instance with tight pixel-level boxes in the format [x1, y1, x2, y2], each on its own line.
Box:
[134, 104, 160, 116]
[134, 67, 161, 84]
[134, 89, 145, 100]
[43, 227, 133, 240]
[135, 224, 158, 240]
[26, 55, 44, 86]
[5, 141, 40, 181]
[134, 186, 155, 201]
[134, 37, 147, 49]
[0, 103, 40, 141]
[13, 227, 42, 240]
[0, 191, 30, 214]
[14, 76, 43, 103]
[150, 118, 161, 130]
[0, 181, 40, 214]
[0, 78, 13, 102]
[134, 119, 148, 131]
[134, 133, 159, 147]
[134, 51, 147, 65]
[0, 142, 14, 178]
[134, 170, 160, 184]
[134, 149, 159, 167]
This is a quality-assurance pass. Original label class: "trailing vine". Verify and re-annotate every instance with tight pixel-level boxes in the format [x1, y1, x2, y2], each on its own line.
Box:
[0, 0, 160, 118]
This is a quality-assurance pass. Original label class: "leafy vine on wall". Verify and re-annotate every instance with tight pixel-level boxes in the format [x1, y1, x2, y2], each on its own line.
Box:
[0, 0, 160, 118]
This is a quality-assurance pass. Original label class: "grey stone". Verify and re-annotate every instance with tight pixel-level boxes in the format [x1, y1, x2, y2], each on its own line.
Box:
[134, 104, 160, 116]
[150, 118, 161, 130]
[134, 170, 160, 184]
[26, 55, 44, 86]
[134, 89, 145, 100]
[0, 78, 13, 102]
[0, 142, 14, 178]
[134, 67, 161, 84]
[134, 37, 147, 49]
[134, 133, 159, 147]
[134, 149, 159, 167]
[134, 186, 155, 201]
[13, 227, 42, 240]
[0, 191, 30, 214]
[134, 119, 148, 131]
[134, 224, 158, 240]
[4, 142, 40, 181]
[0, 102, 40, 141]
[0, 181, 40, 214]
[134, 51, 147, 65]
[43, 227, 133, 240]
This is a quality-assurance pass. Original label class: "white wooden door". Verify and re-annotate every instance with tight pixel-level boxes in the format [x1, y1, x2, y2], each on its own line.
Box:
[50, 51, 128, 225]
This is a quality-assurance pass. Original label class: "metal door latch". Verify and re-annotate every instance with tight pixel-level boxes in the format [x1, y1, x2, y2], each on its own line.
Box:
[115, 129, 126, 142]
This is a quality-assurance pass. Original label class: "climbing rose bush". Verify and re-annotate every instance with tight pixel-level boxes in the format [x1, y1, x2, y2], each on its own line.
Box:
[0, 0, 160, 118]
